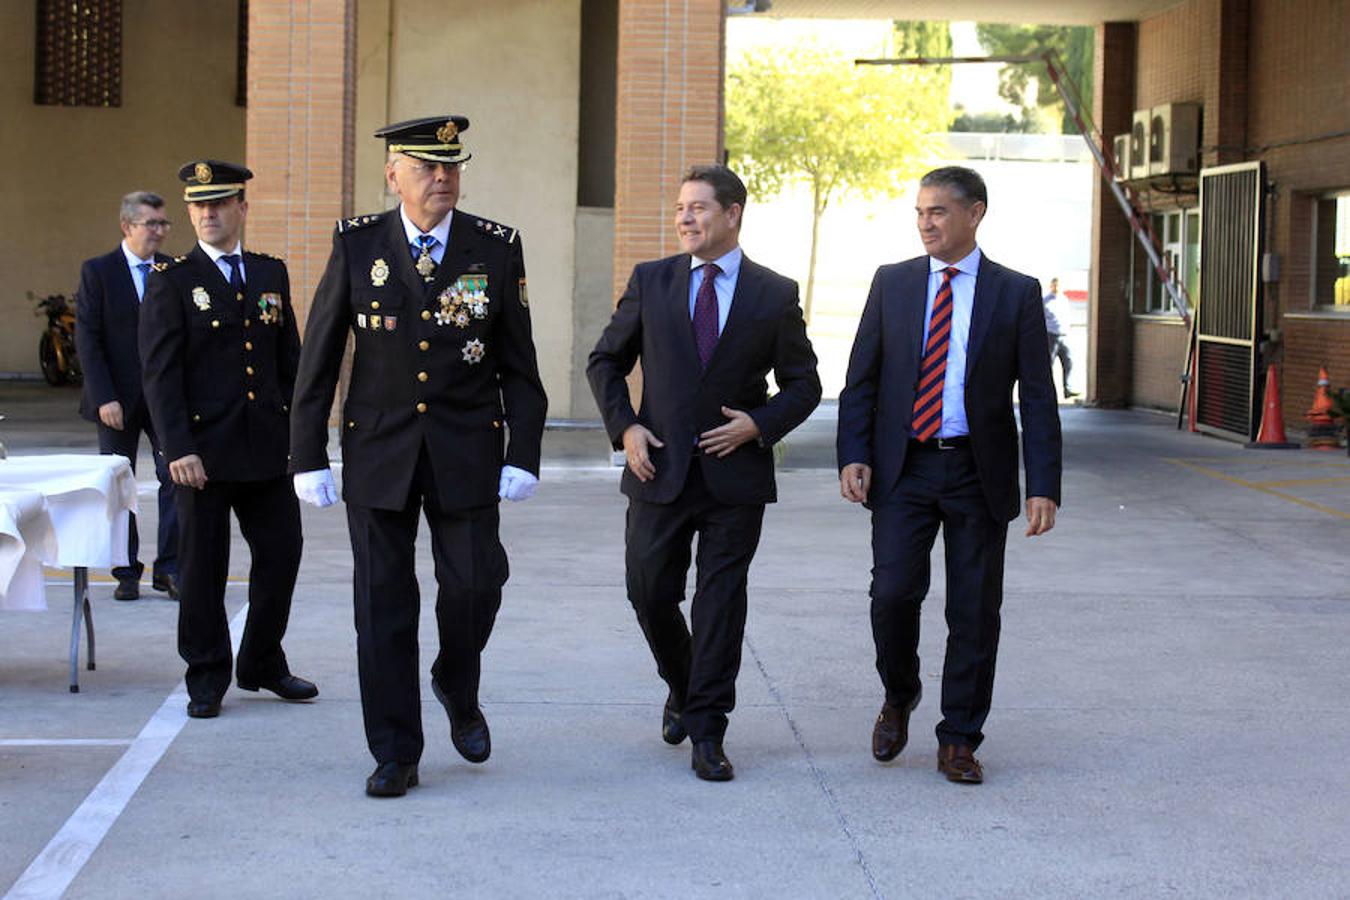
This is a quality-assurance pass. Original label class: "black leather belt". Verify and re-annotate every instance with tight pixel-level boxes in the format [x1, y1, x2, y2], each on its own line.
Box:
[908, 435, 971, 451]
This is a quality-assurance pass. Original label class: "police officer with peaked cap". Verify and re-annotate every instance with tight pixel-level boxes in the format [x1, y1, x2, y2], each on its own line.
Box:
[140, 159, 318, 719]
[288, 116, 548, 797]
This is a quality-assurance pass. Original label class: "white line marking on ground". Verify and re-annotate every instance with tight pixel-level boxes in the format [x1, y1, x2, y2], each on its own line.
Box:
[0, 740, 132, 748]
[4, 604, 248, 900]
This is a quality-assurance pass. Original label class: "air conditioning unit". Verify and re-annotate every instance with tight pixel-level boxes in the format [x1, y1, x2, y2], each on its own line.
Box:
[1130, 109, 1151, 180]
[1149, 102, 1202, 175]
[1112, 133, 1132, 181]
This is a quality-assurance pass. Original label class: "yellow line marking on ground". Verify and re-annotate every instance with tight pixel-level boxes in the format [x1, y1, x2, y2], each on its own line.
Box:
[41, 568, 250, 584]
[1252, 476, 1350, 488]
[1166, 459, 1350, 520]
[1168, 456, 1350, 469]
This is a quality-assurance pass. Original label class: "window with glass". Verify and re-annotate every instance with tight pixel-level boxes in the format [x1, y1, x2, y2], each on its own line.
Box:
[1312, 191, 1350, 309]
[1132, 208, 1199, 315]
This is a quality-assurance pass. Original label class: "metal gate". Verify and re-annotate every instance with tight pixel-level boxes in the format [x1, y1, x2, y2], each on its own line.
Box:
[1194, 161, 1266, 441]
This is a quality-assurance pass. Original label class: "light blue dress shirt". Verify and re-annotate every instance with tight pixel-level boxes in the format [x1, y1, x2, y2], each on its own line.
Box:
[687, 246, 743, 334]
[400, 206, 452, 266]
[919, 246, 982, 438]
[200, 240, 246, 286]
[120, 242, 154, 301]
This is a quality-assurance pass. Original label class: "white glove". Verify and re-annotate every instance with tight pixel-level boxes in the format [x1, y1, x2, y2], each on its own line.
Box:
[498, 465, 538, 502]
[293, 468, 339, 508]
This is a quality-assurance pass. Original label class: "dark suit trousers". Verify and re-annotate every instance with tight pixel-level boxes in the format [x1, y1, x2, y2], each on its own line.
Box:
[625, 457, 765, 743]
[175, 476, 301, 702]
[345, 446, 508, 765]
[96, 407, 178, 582]
[869, 443, 1008, 750]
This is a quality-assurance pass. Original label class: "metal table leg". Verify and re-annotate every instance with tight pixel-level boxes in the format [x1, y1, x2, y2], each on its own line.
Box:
[69, 566, 94, 692]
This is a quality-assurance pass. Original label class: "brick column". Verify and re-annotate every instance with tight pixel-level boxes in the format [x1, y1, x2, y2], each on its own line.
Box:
[1088, 22, 1137, 407]
[1210, 0, 1250, 167]
[612, 0, 725, 301]
[245, 0, 356, 330]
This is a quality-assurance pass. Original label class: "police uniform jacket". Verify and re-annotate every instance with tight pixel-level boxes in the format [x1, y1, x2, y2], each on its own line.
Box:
[139, 245, 301, 482]
[289, 208, 548, 512]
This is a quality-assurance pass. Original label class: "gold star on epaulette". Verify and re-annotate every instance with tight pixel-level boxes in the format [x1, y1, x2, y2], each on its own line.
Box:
[474, 217, 518, 244]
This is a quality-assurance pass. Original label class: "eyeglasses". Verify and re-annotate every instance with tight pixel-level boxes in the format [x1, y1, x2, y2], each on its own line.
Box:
[404, 160, 463, 175]
[132, 219, 173, 230]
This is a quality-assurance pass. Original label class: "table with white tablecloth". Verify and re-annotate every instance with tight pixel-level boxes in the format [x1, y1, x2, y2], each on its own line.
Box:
[0, 454, 138, 691]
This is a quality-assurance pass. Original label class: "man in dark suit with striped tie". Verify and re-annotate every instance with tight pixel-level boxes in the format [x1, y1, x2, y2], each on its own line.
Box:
[588, 164, 821, 781]
[837, 166, 1062, 784]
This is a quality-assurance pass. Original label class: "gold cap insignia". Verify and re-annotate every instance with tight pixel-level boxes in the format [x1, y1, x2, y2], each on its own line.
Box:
[436, 121, 459, 143]
[194, 162, 213, 184]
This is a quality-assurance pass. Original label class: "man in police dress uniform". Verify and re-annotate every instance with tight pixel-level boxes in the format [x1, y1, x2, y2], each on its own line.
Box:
[289, 116, 547, 797]
[140, 160, 318, 719]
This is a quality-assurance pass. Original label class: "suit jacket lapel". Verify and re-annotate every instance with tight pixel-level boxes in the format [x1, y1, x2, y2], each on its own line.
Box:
[111, 250, 139, 312]
[427, 210, 474, 296]
[896, 258, 929, 376]
[671, 256, 699, 375]
[384, 211, 426, 300]
[186, 246, 239, 322]
[965, 255, 997, 376]
[702, 255, 761, 377]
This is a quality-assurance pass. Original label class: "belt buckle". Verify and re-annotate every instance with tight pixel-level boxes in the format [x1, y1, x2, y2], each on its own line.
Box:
[936, 436, 957, 450]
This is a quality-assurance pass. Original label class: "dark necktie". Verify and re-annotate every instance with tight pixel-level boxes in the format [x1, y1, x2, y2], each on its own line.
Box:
[222, 253, 245, 300]
[693, 262, 721, 368]
[135, 262, 151, 300]
[911, 266, 960, 441]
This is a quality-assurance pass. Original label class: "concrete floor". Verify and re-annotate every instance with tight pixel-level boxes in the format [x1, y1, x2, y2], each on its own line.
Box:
[1, 382, 1347, 899]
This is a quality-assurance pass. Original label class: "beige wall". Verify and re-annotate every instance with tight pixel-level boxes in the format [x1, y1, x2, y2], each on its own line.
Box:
[354, 0, 582, 415]
[0, 1, 244, 375]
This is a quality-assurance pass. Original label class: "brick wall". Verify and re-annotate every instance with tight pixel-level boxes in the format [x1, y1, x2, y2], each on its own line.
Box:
[1089, 22, 1137, 407]
[612, 0, 724, 302]
[1130, 318, 1190, 409]
[244, 0, 356, 330]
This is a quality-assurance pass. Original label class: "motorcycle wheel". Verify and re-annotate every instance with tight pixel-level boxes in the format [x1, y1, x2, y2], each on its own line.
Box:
[39, 331, 66, 385]
[60, 334, 82, 385]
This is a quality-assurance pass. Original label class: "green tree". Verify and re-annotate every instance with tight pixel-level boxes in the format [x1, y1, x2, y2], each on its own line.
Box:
[974, 24, 1094, 134]
[892, 20, 952, 106]
[726, 42, 948, 323]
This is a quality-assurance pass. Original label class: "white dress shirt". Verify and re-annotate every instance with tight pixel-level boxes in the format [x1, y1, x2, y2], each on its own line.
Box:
[920, 246, 981, 438]
[199, 240, 246, 286]
[687, 245, 743, 335]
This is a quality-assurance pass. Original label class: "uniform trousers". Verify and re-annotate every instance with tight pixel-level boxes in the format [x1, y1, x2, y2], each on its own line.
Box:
[175, 475, 301, 702]
[869, 441, 1008, 749]
[346, 445, 508, 765]
[624, 457, 765, 743]
[97, 405, 177, 583]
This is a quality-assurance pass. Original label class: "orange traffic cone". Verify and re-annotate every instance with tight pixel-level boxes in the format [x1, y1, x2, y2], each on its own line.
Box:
[1305, 366, 1340, 451]
[1245, 364, 1299, 449]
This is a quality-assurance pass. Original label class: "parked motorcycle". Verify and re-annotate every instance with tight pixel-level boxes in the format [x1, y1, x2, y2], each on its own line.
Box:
[32, 292, 81, 386]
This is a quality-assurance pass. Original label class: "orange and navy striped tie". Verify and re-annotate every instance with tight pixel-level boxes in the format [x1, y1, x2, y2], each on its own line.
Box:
[911, 266, 960, 441]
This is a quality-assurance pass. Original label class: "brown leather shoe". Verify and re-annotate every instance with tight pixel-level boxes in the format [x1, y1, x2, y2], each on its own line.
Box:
[871, 693, 920, 762]
[937, 744, 984, 784]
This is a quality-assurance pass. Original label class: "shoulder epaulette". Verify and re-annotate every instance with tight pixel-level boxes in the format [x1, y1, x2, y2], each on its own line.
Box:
[336, 211, 388, 234]
[245, 250, 281, 262]
[473, 216, 519, 244]
[150, 261, 170, 273]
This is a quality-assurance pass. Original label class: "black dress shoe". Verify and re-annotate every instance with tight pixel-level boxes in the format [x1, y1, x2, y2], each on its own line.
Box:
[151, 574, 179, 600]
[237, 674, 319, 701]
[113, 577, 140, 601]
[872, 691, 921, 762]
[187, 698, 221, 718]
[365, 761, 419, 797]
[431, 680, 490, 763]
[662, 693, 687, 745]
[691, 740, 734, 781]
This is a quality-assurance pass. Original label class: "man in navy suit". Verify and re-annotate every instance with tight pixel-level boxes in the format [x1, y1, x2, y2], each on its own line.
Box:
[75, 191, 179, 601]
[837, 166, 1062, 784]
[588, 164, 821, 781]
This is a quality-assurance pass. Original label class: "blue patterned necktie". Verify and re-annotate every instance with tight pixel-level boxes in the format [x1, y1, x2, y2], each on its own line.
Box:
[135, 262, 151, 300]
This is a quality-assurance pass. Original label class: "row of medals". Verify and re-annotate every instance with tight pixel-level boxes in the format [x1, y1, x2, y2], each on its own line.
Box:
[368, 258, 488, 364]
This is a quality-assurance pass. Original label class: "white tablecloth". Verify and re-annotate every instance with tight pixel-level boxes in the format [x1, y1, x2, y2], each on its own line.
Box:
[0, 454, 138, 610]
[0, 488, 58, 610]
